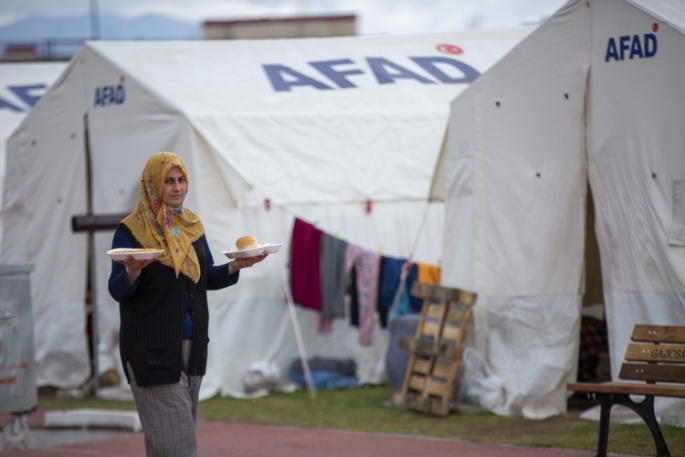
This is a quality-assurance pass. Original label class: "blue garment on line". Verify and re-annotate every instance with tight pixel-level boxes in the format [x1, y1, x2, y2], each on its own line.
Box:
[378, 257, 405, 311]
[378, 256, 421, 320]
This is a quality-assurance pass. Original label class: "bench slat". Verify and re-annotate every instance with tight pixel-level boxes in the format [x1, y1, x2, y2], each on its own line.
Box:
[624, 344, 685, 363]
[632, 325, 685, 344]
[568, 325, 685, 457]
[619, 363, 685, 383]
[567, 381, 685, 398]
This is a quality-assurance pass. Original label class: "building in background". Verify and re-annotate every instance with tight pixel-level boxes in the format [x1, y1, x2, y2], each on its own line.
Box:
[1, 44, 41, 62]
[204, 14, 356, 40]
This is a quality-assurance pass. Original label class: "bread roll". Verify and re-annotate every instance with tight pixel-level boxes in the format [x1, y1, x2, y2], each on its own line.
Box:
[236, 236, 259, 251]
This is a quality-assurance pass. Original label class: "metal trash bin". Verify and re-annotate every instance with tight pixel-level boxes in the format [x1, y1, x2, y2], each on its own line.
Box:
[0, 265, 37, 450]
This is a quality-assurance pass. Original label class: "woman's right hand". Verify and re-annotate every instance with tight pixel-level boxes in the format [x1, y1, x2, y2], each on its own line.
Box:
[115, 258, 157, 285]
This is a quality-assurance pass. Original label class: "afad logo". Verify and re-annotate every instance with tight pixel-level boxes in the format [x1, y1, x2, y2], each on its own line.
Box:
[0, 84, 47, 113]
[605, 23, 659, 62]
[262, 43, 479, 92]
[94, 75, 126, 107]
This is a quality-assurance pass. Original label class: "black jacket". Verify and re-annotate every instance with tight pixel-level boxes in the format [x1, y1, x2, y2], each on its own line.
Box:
[114, 223, 234, 386]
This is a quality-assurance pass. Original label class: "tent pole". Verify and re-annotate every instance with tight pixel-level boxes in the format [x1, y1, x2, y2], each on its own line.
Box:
[278, 263, 317, 399]
[410, 201, 431, 262]
[387, 201, 431, 318]
[83, 113, 99, 397]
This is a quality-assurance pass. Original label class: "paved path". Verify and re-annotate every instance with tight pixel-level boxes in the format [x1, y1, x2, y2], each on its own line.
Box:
[1, 419, 638, 457]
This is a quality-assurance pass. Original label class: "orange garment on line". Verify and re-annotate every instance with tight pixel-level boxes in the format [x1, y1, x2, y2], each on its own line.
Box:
[416, 262, 441, 285]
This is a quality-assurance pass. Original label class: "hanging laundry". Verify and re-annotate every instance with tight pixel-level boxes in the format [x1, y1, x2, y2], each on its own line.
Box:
[379, 256, 421, 320]
[406, 263, 421, 312]
[417, 261, 441, 285]
[348, 265, 360, 327]
[387, 279, 414, 323]
[376, 257, 388, 328]
[320, 233, 348, 320]
[316, 232, 348, 335]
[290, 218, 323, 311]
[378, 256, 406, 311]
[385, 261, 421, 323]
[345, 243, 380, 346]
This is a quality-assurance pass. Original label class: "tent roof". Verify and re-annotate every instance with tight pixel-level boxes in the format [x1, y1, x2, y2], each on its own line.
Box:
[86, 29, 533, 118]
[80, 29, 533, 206]
[627, 0, 685, 35]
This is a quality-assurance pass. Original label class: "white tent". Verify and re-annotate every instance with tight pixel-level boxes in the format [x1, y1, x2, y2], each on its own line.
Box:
[1, 30, 532, 398]
[432, 0, 685, 420]
[0, 62, 68, 254]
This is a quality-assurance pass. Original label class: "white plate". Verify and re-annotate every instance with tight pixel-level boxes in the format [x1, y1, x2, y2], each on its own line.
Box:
[222, 243, 281, 259]
[107, 248, 164, 261]
[262, 243, 283, 254]
[222, 247, 265, 259]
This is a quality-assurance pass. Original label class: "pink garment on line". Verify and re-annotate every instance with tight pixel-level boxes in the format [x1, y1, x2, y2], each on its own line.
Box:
[345, 243, 380, 346]
[290, 218, 323, 311]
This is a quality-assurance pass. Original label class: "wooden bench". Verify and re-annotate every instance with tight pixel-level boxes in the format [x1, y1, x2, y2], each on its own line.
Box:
[567, 325, 685, 457]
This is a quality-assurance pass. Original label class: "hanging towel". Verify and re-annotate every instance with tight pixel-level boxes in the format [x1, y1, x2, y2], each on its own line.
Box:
[417, 262, 441, 285]
[345, 243, 380, 346]
[320, 233, 348, 320]
[290, 218, 323, 311]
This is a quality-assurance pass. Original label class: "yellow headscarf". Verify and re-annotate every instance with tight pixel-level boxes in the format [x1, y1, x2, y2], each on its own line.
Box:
[122, 152, 204, 283]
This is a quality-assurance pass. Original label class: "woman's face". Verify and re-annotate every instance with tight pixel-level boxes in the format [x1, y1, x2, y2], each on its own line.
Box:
[161, 166, 188, 207]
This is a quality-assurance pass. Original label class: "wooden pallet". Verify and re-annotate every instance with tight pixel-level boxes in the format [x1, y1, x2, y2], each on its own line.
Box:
[389, 282, 477, 416]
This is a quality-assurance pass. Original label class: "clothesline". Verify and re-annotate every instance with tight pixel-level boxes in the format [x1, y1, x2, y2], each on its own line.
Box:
[288, 213, 441, 347]
[266, 198, 432, 264]
[260, 199, 437, 395]
[267, 199, 434, 323]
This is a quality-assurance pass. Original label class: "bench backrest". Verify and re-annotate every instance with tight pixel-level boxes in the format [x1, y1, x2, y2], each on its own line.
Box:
[619, 325, 685, 384]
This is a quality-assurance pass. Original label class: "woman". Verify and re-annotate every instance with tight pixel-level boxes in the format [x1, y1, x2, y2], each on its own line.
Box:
[109, 152, 266, 457]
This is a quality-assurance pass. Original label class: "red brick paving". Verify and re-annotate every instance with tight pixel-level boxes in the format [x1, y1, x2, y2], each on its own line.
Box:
[1, 419, 639, 457]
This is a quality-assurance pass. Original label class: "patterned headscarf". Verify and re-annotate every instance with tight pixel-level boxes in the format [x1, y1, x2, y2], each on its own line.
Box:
[122, 152, 204, 283]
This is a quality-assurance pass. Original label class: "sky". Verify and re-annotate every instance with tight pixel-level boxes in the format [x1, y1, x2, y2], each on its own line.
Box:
[0, 0, 569, 35]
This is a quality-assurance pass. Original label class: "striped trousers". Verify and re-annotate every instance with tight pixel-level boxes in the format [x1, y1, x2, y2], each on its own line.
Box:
[128, 340, 202, 457]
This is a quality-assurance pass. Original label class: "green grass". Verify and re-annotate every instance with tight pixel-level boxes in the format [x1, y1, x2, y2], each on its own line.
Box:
[38, 385, 685, 456]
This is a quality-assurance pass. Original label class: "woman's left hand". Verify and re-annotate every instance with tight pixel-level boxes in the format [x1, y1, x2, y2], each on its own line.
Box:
[229, 253, 268, 275]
